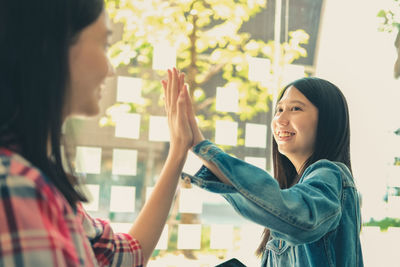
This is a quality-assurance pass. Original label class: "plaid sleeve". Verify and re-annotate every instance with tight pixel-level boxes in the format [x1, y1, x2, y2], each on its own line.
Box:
[0, 152, 97, 267]
[77, 204, 144, 267]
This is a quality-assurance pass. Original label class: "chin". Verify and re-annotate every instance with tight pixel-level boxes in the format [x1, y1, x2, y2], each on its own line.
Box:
[71, 107, 100, 118]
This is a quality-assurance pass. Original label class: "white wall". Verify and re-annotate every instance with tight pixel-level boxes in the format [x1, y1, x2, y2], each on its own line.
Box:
[315, 0, 400, 221]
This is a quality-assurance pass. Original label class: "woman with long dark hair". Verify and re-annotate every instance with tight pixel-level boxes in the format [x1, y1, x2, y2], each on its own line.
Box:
[0, 1, 192, 266]
[165, 76, 363, 266]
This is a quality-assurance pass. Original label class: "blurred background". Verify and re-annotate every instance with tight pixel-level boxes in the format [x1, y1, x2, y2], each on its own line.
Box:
[65, 0, 400, 266]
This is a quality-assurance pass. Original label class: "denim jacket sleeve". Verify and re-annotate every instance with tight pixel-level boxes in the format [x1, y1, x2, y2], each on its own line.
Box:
[182, 140, 343, 245]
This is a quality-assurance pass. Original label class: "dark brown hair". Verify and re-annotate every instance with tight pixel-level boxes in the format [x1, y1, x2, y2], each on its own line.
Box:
[256, 77, 352, 255]
[0, 0, 104, 208]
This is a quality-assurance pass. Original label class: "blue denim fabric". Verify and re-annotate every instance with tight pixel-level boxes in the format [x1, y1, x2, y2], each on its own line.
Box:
[182, 140, 363, 267]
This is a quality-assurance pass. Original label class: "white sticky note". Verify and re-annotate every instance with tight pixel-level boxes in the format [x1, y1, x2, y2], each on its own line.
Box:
[238, 224, 264, 251]
[183, 150, 203, 175]
[149, 116, 170, 142]
[244, 157, 267, 170]
[179, 187, 203, 214]
[115, 113, 141, 139]
[210, 224, 234, 249]
[177, 224, 202, 249]
[152, 42, 176, 71]
[215, 120, 238, 146]
[155, 225, 169, 250]
[248, 56, 270, 83]
[112, 149, 138, 176]
[216, 86, 239, 113]
[75, 146, 102, 174]
[282, 64, 305, 86]
[82, 184, 100, 211]
[110, 186, 136, 213]
[110, 222, 131, 233]
[116, 76, 143, 104]
[245, 123, 267, 148]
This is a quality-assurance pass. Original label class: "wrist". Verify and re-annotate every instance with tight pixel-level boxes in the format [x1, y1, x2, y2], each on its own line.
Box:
[168, 143, 189, 158]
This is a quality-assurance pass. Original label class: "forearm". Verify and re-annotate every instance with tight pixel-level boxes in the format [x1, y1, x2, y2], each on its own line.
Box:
[197, 157, 233, 186]
[128, 147, 186, 265]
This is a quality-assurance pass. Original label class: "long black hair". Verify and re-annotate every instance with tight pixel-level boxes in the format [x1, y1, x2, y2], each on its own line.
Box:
[256, 77, 352, 255]
[0, 0, 104, 208]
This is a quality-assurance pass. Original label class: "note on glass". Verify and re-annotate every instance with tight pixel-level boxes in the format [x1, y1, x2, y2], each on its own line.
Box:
[116, 76, 143, 104]
[152, 42, 176, 71]
[210, 224, 234, 249]
[216, 85, 239, 113]
[182, 150, 203, 175]
[112, 149, 137, 176]
[177, 224, 202, 249]
[179, 187, 203, 214]
[244, 157, 266, 170]
[248, 56, 270, 83]
[82, 184, 100, 211]
[114, 113, 141, 139]
[110, 222, 131, 233]
[215, 120, 238, 146]
[155, 225, 169, 250]
[282, 64, 305, 87]
[148, 116, 169, 142]
[238, 223, 264, 250]
[109, 186, 135, 213]
[245, 123, 267, 148]
[75, 146, 102, 174]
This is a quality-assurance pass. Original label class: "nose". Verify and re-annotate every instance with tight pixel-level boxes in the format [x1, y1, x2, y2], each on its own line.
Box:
[274, 112, 289, 126]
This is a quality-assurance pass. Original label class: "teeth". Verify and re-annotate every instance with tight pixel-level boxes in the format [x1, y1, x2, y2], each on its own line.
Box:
[277, 131, 295, 137]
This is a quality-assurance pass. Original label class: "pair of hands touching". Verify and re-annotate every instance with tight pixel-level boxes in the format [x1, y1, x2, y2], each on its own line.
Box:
[161, 68, 204, 153]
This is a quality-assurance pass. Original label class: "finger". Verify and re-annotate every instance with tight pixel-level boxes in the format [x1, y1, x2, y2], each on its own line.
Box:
[161, 80, 168, 112]
[167, 69, 172, 109]
[161, 79, 167, 89]
[184, 84, 197, 125]
[171, 68, 179, 111]
[179, 72, 185, 94]
[176, 87, 189, 130]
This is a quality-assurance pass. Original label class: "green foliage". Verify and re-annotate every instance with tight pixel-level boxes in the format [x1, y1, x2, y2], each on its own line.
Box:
[377, 1, 400, 32]
[363, 217, 400, 231]
[102, 0, 309, 139]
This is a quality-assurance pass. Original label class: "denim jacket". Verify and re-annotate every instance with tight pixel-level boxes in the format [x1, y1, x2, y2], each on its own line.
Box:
[182, 140, 363, 267]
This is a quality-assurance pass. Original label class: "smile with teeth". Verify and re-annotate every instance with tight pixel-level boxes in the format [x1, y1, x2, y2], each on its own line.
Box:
[277, 131, 295, 138]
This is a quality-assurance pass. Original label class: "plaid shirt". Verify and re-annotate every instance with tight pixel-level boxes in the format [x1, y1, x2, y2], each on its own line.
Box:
[0, 148, 143, 267]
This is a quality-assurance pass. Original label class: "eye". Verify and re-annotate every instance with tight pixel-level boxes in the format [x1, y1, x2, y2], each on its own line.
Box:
[275, 107, 283, 114]
[291, 106, 302, 111]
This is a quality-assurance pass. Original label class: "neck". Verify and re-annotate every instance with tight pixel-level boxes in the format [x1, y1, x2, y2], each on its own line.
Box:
[288, 155, 309, 175]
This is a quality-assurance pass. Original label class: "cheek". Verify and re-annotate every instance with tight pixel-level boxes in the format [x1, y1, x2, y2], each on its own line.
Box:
[271, 120, 277, 137]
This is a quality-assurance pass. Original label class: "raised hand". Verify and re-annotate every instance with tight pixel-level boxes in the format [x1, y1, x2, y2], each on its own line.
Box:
[183, 84, 205, 148]
[162, 68, 193, 152]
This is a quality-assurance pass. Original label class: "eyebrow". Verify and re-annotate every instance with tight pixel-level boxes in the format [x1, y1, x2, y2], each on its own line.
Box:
[276, 100, 306, 106]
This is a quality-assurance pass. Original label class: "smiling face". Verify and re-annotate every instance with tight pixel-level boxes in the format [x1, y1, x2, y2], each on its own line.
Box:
[65, 11, 114, 118]
[271, 86, 319, 170]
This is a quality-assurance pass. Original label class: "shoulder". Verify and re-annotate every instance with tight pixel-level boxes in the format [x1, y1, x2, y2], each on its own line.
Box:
[0, 148, 60, 203]
[301, 159, 352, 185]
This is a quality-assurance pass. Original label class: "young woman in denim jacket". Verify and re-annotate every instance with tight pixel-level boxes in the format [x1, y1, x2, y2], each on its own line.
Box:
[163, 76, 363, 266]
